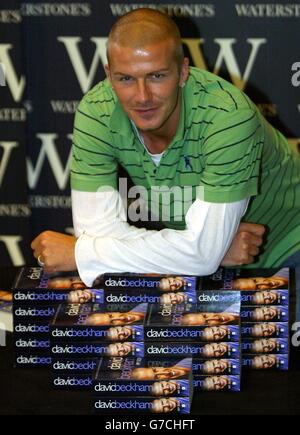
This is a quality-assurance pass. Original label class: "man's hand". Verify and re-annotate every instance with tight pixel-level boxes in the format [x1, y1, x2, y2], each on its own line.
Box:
[221, 222, 265, 267]
[31, 231, 77, 273]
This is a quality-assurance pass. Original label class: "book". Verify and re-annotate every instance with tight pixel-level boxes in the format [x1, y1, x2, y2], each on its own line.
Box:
[52, 373, 93, 389]
[13, 321, 50, 339]
[14, 352, 52, 367]
[200, 267, 290, 291]
[13, 267, 103, 304]
[242, 338, 289, 354]
[52, 356, 193, 391]
[51, 357, 241, 375]
[14, 337, 50, 351]
[50, 299, 241, 342]
[93, 356, 192, 397]
[193, 375, 240, 392]
[93, 396, 191, 414]
[241, 306, 288, 322]
[242, 354, 289, 370]
[0, 290, 13, 333]
[241, 322, 289, 338]
[13, 305, 57, 321]
[51, 342, 144, 357]
[94, 273, 198, 291]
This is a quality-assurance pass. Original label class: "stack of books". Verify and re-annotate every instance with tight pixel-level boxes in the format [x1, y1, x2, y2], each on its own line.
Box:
[199, 268, 290, 371]
[92, 356, 193, 414]
[12, 267, 102, 367]
[50, 295, 242, 391]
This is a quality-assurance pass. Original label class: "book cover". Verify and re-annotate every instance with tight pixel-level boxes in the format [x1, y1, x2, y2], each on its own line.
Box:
[144, 301, 241, 341]
[242, 354, 289, 370]
[13, 267, 103, 304]
[51, 302, 147, 342]
[93, 356, 192, 397]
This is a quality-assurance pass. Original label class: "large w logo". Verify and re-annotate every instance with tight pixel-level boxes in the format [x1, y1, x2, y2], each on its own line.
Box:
[0, 44, 26, 102]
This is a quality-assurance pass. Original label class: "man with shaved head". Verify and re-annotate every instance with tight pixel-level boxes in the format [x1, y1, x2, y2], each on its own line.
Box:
[32, 9, 300, 321]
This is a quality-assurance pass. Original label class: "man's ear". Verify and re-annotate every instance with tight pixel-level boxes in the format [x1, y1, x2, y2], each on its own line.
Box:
[180, 57, 189, 87]
[104, 64, 111, 82]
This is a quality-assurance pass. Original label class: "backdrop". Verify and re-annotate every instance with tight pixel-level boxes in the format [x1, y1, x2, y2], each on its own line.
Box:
[0, 0, 300, 267]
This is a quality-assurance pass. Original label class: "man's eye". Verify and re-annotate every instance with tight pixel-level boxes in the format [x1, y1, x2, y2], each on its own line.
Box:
[151, 73, 164, 79]
[120, 76, 132, 82]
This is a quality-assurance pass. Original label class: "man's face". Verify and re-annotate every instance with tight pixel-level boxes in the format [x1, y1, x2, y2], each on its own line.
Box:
[203, 359, 229, 375]
[152, 381, 178, 396]
[132, 366, 188, 381]
[152, 397, 178, 413]
[252, 339, 277, 353]
[202, 343, 228, 358]
[159, 277, 186, 291]
[87, 311, 143, 326]
[252, 307, 278, 321]
[182, 312, 236, 326]
[49, 277, 85, 289]
[233, 276, 287, 290]
[202, 326, 229, 341]
[107, 326, 133, 341]
[252, 291, 279, 305]
[203, 376, 229, 391]
[68, 289, 93, 303]
[252, 355, 277, 369]
[252, 323, 277, 337]
[107, 342, 133, 357]
[160, 292, 187, 305]
[106, 40, 188, 134]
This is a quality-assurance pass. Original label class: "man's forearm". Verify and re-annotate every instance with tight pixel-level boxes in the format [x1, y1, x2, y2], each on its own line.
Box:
[75, 198, 248, 286]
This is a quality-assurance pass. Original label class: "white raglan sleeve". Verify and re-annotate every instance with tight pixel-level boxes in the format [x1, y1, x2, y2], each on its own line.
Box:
[72, 189, 249, 286]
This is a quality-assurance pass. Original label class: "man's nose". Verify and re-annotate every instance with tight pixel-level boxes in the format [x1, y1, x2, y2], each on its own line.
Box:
[136, 80, 152, 103]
